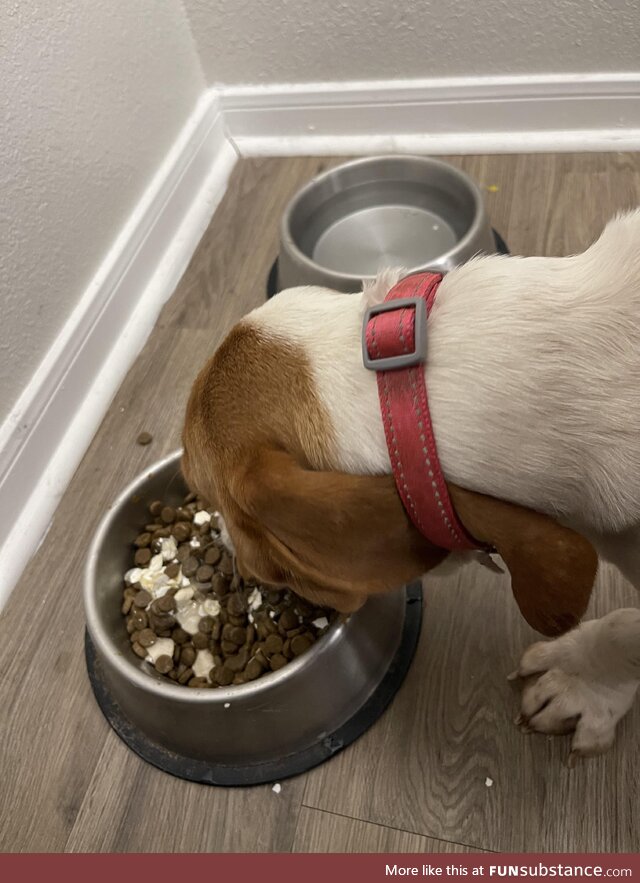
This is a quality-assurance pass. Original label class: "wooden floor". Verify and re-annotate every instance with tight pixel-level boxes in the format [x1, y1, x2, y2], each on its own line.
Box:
[2, 153, 640, 853]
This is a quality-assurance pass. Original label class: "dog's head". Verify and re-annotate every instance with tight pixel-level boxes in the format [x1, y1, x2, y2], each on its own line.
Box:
[181, 320, 447, 613]
[182, 318, 598, 635]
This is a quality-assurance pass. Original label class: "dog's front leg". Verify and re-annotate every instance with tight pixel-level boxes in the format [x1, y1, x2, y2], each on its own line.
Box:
[510, 609, 640, 765]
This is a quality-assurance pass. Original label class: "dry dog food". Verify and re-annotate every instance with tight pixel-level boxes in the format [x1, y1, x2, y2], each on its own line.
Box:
[121, 493, 336, 688]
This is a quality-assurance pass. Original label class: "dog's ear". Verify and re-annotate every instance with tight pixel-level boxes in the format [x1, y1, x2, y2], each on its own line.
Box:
[232, 448, 446, 611]
[449, 485, 598, 636]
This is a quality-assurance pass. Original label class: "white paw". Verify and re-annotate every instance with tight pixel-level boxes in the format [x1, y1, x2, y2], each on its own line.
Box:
[510, 616, 639, 766]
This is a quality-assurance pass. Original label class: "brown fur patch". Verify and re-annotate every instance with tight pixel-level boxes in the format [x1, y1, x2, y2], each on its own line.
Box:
[450, 485, 598, 635]
[182, 321, 338, 503]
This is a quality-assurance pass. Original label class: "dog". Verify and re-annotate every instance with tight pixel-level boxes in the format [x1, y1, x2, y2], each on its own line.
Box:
[182, 210, 640, 764]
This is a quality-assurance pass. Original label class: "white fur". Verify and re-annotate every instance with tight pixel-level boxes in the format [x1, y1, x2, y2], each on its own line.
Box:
[247, 283, 390, 475]
[218, 514, 235, 555]
[245, 211, 640, 760]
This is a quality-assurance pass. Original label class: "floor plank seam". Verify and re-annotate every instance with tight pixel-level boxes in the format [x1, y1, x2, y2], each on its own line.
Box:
[299, 804, 497, 853]
[287, 791, 309, 853]
[61, 732, 115, 853]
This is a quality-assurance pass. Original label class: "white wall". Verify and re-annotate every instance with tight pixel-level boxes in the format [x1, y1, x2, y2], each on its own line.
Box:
[0, 2, 205, 425]
[184, 0, 640, 84]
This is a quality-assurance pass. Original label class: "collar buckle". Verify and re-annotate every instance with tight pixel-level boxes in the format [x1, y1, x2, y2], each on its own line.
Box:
[362, 296, 427, 371]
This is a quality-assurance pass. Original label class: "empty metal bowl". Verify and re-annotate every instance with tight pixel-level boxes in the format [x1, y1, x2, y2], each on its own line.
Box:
[278, 155, 497, 292]
[84, 450, 422, 785]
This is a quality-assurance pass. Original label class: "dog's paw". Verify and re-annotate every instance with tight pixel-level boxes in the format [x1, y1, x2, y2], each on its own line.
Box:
[510, 627, 638, 766]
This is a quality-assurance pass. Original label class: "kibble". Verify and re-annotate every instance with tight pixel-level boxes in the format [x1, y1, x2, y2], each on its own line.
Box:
[227, 593, 244, 617]
[134, 548, 152, 567]
[161, 506, 176, 525]
[219, 554, 234, 576]
[188, 677, 209, 688]
[245, 658, 264, 680]
[172, 627, 188, 644]
[269, 654, 288, 671]
[157, 593, 175, 613]
[137, 628, 157, 648]
[213, 665, 234, 686]
[178, 667, 194, 685]
[132, 642, 147, 659]
[155, 654, 173, 674]
[175, 544, 189, 562]
[180, 645, 196, 667]
[264, 634, 283, 655]
[133, 590, 152, 608]
[192, 632, 209, 650]
[291, 634, 313, 656]
[229, 625, 247, 645]
[182, 556, 199, 577]
[279, 608, 299, 630]
[198, 615, 215, 634]
[120, 491, 337, 688]
[153, 527, 170, 540]
[196, 564, 214, 583]
[149, 610, 175, 631]
[130, 609, 147, 630]
[173, 522, 191, 543]
[254, 647, 269, 668]
[226, 648, 249, 673]
[204, 546, 221, 566]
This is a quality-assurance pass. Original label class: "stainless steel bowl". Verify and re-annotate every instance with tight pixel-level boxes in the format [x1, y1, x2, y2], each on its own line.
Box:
[278, 155, 496, 292]
[84, 450, 420, 778]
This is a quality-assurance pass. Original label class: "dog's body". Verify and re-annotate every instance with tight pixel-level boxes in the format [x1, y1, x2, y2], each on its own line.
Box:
[182, 210, 640, 764]
[249, 217, 640, 537]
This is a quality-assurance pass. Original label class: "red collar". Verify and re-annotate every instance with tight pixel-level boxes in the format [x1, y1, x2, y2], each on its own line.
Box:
[363, 272, 479, 551]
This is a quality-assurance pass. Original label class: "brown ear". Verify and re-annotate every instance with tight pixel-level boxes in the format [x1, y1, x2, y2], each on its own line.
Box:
[449, 485, 598, 636]
[233, 448, 445, 610]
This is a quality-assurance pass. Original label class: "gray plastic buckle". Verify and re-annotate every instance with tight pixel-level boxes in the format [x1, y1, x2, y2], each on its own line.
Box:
[362, 297, 427, 371]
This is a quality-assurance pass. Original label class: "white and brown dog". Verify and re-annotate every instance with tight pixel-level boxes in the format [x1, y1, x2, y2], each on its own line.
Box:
[182, 210, 640, 764]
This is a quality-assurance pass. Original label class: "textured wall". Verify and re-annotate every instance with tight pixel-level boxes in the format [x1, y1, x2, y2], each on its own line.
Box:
[0, 2, 204, 422]
[184, 0, 640, 84]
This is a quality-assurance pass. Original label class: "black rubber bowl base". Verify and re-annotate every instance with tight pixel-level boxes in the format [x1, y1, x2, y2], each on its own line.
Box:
[85, 582, 423, 787]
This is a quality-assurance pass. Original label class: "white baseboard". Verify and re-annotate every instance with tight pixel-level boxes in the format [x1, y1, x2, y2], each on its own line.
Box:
[0, 89, 237, 609]
[221, 73, 640, 155]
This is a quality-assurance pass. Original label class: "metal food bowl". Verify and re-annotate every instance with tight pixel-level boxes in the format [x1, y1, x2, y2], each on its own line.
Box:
[277, 155, 498, 293]
[84, 450, 423, 786]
